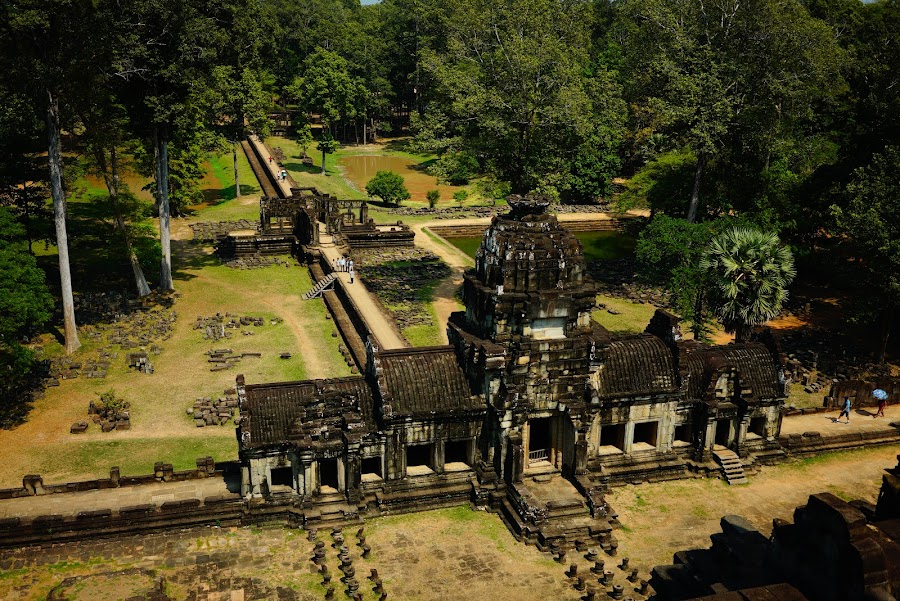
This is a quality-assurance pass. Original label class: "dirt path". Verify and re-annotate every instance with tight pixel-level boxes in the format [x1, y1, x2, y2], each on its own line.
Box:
[610, 445, 899, 572]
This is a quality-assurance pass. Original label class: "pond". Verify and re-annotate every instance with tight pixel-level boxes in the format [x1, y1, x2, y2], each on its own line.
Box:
[340, 154, 467, 203]
[445, 230, 636, 262]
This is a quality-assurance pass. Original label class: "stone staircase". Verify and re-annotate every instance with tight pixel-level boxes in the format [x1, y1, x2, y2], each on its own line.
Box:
[713, 449, 748, 485]
[302, 273, 337, 300]
[500, 476, 616, 552]
[302, 491, 364, 529]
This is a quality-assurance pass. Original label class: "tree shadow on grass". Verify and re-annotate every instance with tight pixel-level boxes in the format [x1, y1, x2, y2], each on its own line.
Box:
[383, 138, 415, 154]
[282, 161, 320, 175]
[171, 239, 222, 282]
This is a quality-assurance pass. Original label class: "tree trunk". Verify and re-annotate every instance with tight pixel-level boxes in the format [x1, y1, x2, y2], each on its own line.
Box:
[878, 305, 894, 364]
[321, 149, 326, 175]
[734, 322, 746, 344]
[687, 153, 705, 223]
[155, 124, 174, 291]
[109, 147, 151, 297]
[47, 90, 81, 354]
[362, 117, 367, 146]
[233, 142, 241, 199]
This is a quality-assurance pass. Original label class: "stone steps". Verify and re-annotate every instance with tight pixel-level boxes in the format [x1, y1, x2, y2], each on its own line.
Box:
[302, 273, 337, 300]
[713, 449, 749, 485]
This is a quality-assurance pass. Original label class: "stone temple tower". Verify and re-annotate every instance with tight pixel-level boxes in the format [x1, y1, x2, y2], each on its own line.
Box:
[448, 194, 599, 485]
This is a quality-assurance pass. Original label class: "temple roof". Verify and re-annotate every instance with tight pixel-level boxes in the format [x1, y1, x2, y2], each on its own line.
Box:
[682, 343, 783, 401]
[241, 377, 374, 448]
[592, 334, 678, 399]
[374, 346, 483, 418]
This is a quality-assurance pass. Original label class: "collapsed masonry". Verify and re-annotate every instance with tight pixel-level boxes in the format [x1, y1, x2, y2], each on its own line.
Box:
[651, 455, 900, 601]
[237, 194, 788, 547]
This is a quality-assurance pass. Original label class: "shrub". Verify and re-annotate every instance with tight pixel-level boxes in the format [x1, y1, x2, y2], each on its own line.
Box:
[426, 189, 440, 208]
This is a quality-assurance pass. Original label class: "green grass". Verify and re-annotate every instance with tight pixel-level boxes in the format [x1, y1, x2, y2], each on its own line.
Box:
[33, 436, 237, 482]
[591, 295, 659, 334]
[194, 149, 262, 222]
[443, 231, 636, 262]
[445, 236, 483, 258]
[266, 135, 367, 200]
[573, 231, 637, 261]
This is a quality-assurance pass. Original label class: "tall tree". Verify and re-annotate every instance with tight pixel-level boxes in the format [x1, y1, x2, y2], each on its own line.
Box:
[417, 0, 625, 197]
[0, 0, 99, 353]
[701, 227, 796, 342]
[116, 0, 231, 291]
[831, 146, 900, 363]
[0, 207, 53, 425]
[615, 0, 843, 221]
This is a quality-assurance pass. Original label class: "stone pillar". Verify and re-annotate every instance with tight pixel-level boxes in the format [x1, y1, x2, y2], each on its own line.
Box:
[23, 475, 44, 496]
[345, 447, 362, 502]
[360, 202, 368, 224]
[434, 440, 446, 474]
[109, 466, 121, 487]
[623, 422, 636, 454]
[507, 431, 524, 484]
[574, 431, 588, 475]
[241, 466, 251, 497]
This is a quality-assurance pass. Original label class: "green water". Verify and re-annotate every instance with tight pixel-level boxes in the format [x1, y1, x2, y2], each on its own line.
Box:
[446, 230, 636, 262]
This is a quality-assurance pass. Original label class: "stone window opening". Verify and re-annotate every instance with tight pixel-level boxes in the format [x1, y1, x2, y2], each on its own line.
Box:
[748, 417, 767, 439]
[598, 423, 626, 455]
[361, 457, 383, 482]
[673, 424, 692, 448]
[632, 421, 659, 451]
[406, 443, 435, 476]
[445, 439, 473, 471]
[270, 466, 293, 489]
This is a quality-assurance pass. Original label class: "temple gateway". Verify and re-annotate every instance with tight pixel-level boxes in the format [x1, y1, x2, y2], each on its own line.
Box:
[236, 194, 788, 543]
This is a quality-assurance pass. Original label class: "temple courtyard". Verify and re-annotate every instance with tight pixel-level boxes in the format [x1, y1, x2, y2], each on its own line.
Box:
[1, 444, 895, 600]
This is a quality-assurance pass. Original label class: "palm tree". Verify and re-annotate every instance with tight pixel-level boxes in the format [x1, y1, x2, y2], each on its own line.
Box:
[701, 227, 796, 342]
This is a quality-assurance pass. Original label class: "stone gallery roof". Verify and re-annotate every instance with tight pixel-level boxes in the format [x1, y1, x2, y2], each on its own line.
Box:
[374, 347, 483, 418]
[241, 377, 374, 448]
[683, 343, 783, 401]
[592, 334, 678, 399]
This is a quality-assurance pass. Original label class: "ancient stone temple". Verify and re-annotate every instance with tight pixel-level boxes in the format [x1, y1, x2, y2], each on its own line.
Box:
[236, 194, 788, 542]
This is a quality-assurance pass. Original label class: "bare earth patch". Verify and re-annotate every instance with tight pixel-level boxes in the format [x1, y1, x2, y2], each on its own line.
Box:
[610, 445, 899, 572]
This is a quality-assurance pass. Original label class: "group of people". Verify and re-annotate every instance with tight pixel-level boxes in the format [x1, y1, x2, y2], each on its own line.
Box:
[267, 156, 289, 183]
[835, 394, 888, 424]
[333, 257, 355, 284]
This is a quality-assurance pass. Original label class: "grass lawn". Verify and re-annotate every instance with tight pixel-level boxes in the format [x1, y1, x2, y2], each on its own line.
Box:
[189, 148, 262, 222]
[591, 295, 659, 334]
[2, 154, 350, 487]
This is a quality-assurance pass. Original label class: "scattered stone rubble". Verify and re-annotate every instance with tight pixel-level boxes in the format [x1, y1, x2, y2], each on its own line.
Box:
[357, 258, 450, 330]
[71, 394, 131, 434]
[194, 313, 279, 342]
[189, 220, 258, 243]
[187, 388, 238, 427]
[224, 256, 294, 269]
[44, 294, 175, 383]
[206, 348, 262, 372]
[350, 247, 438, 267]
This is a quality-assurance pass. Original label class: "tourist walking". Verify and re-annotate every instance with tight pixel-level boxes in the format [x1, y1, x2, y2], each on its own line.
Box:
[836, 396, 852, 423]
[875, 397, 887, 418]
[348, 259, 354, 273]
[268, 155, 273, 164]
[349, 268, 354, 284]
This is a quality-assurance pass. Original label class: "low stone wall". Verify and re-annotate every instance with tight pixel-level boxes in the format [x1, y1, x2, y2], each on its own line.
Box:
[310, 260, 366, 370]
[0, 458, 220, 501]
[0, 494, 246, 549]
[428, 216, 637, 240]
[826, 378, 900, 408]
[778, 423, 900, 458]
